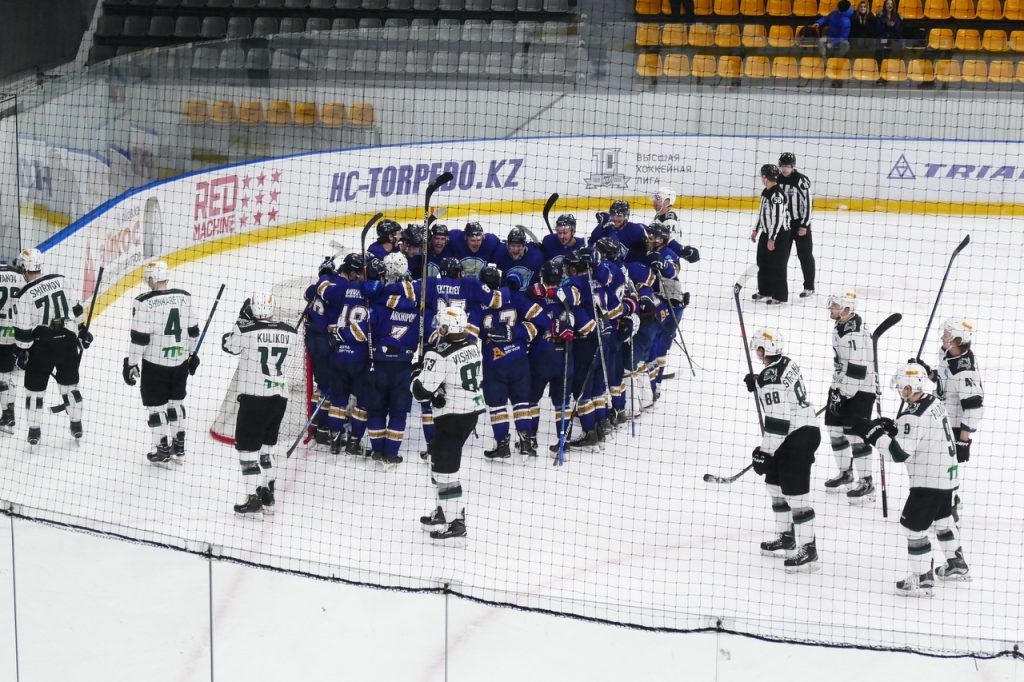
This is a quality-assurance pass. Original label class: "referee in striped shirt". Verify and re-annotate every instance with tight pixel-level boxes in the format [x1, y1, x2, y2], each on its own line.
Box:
[749, 164, 791, 305]
[777, 152, 816, 299]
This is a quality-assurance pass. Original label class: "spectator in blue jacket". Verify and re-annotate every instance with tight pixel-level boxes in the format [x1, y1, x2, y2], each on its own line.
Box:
[816, 0, 854, 58]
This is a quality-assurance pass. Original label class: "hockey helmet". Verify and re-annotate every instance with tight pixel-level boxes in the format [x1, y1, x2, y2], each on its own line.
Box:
[435, 305, 468, 337]
[779, 152, 797, 167]
[761, 164, 781, 181]
[891, 362, 930, 396]
[653, 187, 676, 205]
[365, 256, 387, 281]
[574, 246, 597, 270]
[540, 260, 564, 286]
[749, 328, 784, 356]
[382, 252, 408, 283]
[645, 222, 672, 243]
[941, 318, 974, 346]
[480, 265, 502, 291]
[594, 236, 624, 261]
[609, 200, 630, 217]
[439, 256, 463, 279]
[555, 214, 577, 230]
[376, 219, 402, 241]
[249, 292, 275, 320]
[143, 260, 169, 284]
[17, 248, 43, 273]
[827, 289, 858, 313]
[401, 224, 425, 249]
[464, 221, 485, 238]
[429, 222, 449, 238]
[340, 252, 365, 276]
[506, 227, 528, 245]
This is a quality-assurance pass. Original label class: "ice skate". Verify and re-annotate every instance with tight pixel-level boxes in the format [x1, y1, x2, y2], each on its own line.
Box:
[419, 441, 433, 464]
[765, 298, 784, 306]
[312, 425, 331, 446]
[760, 529, 795, 557]
[516, 431, 538, 459]
[935, 551, 971, 582]
[0, 405, 15, 434]
[799, 288, 815, 299]
[146, 438, 172, 466]
[784, 540, 820, 573]
[257, 482, 275, 514]
[824, 467, 854, 493]
[430, 517, 467, 547]
[329, 431, 344, 455]
[846, 475, 876, 504]
[27, 426, 41, 451]
[569, 429, 600, 449]
[613, 409, 628, 426]
[420, 505, 446, 531]
[896, 570, 935, 597]
[484, 436, 512, 461]
[70, 420, 83, 440]
[751, 292, 769, 302]
[372, 451, 403, 470]
[233, 493, 263, 517]
[344, 435, 367, 457]
[172, 432, 186, 461]
[596, 419, 613, 441]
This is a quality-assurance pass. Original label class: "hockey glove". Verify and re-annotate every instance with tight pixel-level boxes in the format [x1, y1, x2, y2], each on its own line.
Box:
[77, 325, 94, 350]
[328, 329, 342, 350]
[595, 211, 610, 226]
[527, 283, 548, 301]
[617, 315, 635, 342]
[186, 354, 200, 376]
[645, 251, 665, 272]
[552, 320, 574, 343]
[122, 357, 140, 386]
[239, 298, 255, 322]
[751, 447, 774, 476]
[743, 373, 758, 393]
[488, 322, 512, 344]
[679, 292, 691, 309]
[14, 348, 28, 371]
[853, 417, 896, 446]
[430, 385, 446, 409]
[621, 296, 639, 316]
[504, 273, 524, 291]
[826, 387, 847, 418]
[955, 439, 971, 463]
[680, 245, 700, 263]
[318, 256, 336, 277]
[907, 357, 938, 383]
[362, 280, 382, 298]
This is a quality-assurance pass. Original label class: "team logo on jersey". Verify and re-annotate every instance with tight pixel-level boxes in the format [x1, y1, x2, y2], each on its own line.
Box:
[584, 149, 630, 190]
[491, 347, 506, 361]
[887, 154, 916, 180]
[843, 319, 858, 332]
[957, 357, 972, 370]
[762, 367, 779, 383]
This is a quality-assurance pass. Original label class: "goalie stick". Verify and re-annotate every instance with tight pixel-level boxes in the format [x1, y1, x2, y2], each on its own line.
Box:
[418, 172, 455, 358]
[542, 193, 559, 234]
[871, 312, 903, 518]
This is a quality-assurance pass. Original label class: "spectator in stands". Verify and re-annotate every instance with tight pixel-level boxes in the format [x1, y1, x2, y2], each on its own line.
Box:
[875, 0, 904, 52]
[815, 0, 854, 59]
[849, 1, 877, 50]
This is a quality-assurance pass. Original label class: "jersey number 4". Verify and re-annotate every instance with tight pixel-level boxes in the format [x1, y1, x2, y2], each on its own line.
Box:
[164, 308, 182, 342]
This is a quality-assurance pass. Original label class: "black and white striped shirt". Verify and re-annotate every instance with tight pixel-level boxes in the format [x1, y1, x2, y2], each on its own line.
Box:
[755, 185, 788, 240]
[777, 170, 812, 228]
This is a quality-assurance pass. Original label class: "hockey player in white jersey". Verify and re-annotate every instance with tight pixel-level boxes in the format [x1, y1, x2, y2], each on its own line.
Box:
[413, 306, 485, 545]
[13, 248, 92, 447]
[122, 261, 200, 465]
[823, 290, 877, 502]
[0, 258, 21, 433]
[221, 292, 297, 516]
[744, 329, 821, 572]
[910, 319, 984, 520]
[853, 363, 970, 596]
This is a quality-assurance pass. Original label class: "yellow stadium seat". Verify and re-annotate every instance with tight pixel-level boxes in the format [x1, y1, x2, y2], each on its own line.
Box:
[1010, 31, 1024, 51]
[742, 24, 768, 46]
[871, 0, 883, 9]
[908, 59, 935, 81]
[880, 58, 907, 80]
[924, 0, 950, 18]
[182, 99, 208, 122]
[935, 59, 961, 81]
[983, 30, 1008, 51]
[955, 29, 981, 51]
[898, 0, 923, 17]
[794, 0, 819, 13]
[688, 23, 714, 46]
[826, 57, 851, 79]
[715, 24, 741, 47]
[691, 54, 718, 77]
[767, 0, 792, 14]
[950, 0, 976, 17]
[715, 0, 740, 13]
[817, 0, 834, 14]
[210, 100, 237, 124]
[349, 103, 375, 128]
[266, 101, 293, 126]
[976, 0, 1003, 17]
[928, 28, 954, 49]
[800, 56, 825, 78]
[294, 102, 317, 126]
[238, 101, 264, 125]
[988, 60, 1015, 82]
[662, 53, 690, 76]
[740, 0, 766, 14]
[962, 59, 987, 82]
[636, 0, 663, 14]
[744, 55, 771, 77]
[662, 0, 674, 11]
[1007, 0, 1024, 18]
[636, 53, 661, 76]
[853, 58, 880, 80]
[772, 56, 800, 78]
[718, 55, 742, 78]
[321, 103, 346, 128]
[694, 0, 714, 13]
[636, 24, 661, 46]
[662, 24, 687, 45]
[768, 24, 795, 46]
[1017, 61, 1024, 81]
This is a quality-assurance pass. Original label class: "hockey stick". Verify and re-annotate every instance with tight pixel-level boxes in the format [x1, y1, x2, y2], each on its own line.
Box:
[553, 344, 602, 466]
[916, 234, 970, 359]
[542, 193, 559, 234]
[556, 298, 573, 465]
[703, 267, 762, 485]
[628, 336, 637, 438]
[82, 266, 105, 339]
[192, 283, 227, 357]
[870, 312, 903, 518]
[286, 393, 330, 458]
[655, 271, 697, 377]
[585, 271, 615, 432]
[418, 172, 454, 359]
[360, 215, 382, 377]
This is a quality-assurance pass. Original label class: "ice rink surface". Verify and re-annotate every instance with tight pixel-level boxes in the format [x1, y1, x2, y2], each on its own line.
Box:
[1, 206, 1023, 679]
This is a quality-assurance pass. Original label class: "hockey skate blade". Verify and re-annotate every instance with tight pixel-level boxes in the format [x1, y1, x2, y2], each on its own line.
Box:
[824, 484, 852, 494]
[847, 494, 876, 506]
[430, 535, 468, 548]
[937, 573, 972, 583]
[896, 587, 934, 598]
[374, 460, 402, 472]
[0, 425, 15, 435]
[785, 562, 821, 574]
[761, 549, 792, 558]
[234, 511, 264, 520]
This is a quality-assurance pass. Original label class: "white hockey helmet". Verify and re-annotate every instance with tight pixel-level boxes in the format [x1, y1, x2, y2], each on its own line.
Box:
[17, 248, 43, 273]
[143, 260, 169, 284]
[435, 305, 468, 336]
[382, 252, 408, 283]
[749, 328, 784, 356]
[891, 362, 930, 396]
[940, 318, 974, 345]
[827, 289, 858, 313]
[249, 292, 275, 320]
[653, 187, 676, 205]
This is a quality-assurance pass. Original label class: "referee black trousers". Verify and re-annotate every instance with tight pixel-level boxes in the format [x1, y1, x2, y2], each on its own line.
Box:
[756, 230, 793, 303]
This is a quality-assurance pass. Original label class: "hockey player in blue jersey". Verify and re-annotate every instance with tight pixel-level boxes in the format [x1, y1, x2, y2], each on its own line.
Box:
[448, 221, 501, 278]
[303, 256, 344, 445]
[367, 219, 402, 262]
[541, 214, 585, 265]
[644, 223, 688, 401]
[399, 224, 426, 279]
[589, 200, 649, 263]
[622, 257, 660, 408]
[592, 237, 633, 430]
[492, 227, 544, 292]
[478, 266, 548, 460]
[424, 223, 452, 277]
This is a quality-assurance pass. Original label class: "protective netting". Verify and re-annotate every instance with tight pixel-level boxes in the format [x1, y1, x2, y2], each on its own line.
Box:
[1, 24, 1023, 661]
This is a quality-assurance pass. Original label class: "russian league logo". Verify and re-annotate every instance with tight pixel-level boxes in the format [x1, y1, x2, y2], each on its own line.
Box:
[887, 154, 915, 180]
[584, 148, 630, 189]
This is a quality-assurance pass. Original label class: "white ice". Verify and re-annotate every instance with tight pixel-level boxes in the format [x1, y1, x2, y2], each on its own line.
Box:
[0, 207, 1022, 677]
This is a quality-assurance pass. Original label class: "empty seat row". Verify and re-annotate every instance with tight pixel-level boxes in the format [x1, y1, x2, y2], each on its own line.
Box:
[637, 0, 1022, 18]
[906, 0, 1023, 19]
[182, 98, 375, 126]
[637, 22, 805, 47]
[636, 53, 1024, 82]
[106, 0, 575, 11]
[929, 28, 1024, 51]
